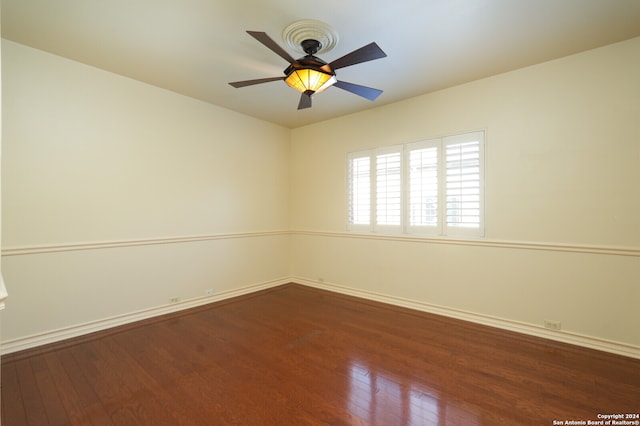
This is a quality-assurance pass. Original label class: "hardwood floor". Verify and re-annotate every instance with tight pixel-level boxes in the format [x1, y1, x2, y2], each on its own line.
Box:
[2, 283, 639, 425]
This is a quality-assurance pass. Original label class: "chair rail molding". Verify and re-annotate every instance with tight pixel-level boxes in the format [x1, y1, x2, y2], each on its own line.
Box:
[291, 230, 640, 257]
[1, 230, 292, 256]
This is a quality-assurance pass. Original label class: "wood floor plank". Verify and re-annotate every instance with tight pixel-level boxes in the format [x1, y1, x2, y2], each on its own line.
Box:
[12, 355, 49, 425]
[29, 350, 70, 425]
[74, 336, 177, 425]
[1, 357, 28, 425]
[45, 348, 111, 425]
[111, 329, 213, 424]
[2, 283, 639, 425]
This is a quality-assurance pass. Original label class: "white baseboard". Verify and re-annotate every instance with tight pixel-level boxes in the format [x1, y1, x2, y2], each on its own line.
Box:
[0, 277, 289, 355]
[4, 276, 638, 360]
[292, 277, 640, 360]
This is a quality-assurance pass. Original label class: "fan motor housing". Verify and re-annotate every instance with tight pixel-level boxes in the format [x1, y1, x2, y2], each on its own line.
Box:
[284, 53, 334, 76]
[301, 39, 322, 55]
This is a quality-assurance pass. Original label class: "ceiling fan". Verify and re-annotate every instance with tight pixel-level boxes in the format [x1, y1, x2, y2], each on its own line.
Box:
[229, 30, 387, 110]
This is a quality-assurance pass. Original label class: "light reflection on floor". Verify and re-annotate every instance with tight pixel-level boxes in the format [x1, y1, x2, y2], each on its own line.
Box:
[348, 360, 479, 425]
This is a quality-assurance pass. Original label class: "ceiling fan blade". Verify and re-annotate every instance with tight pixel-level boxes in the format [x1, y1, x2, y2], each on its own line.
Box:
[228, 76, 285, 88]
[333, 81, 383, 101]
[247, 31, 297, 64]
[298, 92, 312, 110]
[328, 42, 387, 70]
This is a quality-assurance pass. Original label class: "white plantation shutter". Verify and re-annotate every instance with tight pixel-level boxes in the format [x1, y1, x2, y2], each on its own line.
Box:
[407, 139, 440, 234]
[375, 147, 402, 232]
[444, 132, 484, 236]
[347, 131, 484, 237]
[347, 152, 372, 230]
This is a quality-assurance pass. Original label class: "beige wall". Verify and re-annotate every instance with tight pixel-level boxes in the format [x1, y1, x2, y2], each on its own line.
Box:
[1, 40, 291, 343]
[1, 36, 639, 352]
[290, 37, 640, 347]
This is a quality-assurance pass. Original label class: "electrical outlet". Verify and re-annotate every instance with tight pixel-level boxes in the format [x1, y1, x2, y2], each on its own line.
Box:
[169, 297, 180, 304]
[205, 289, 214, 296]
[544, 320, 561, 330]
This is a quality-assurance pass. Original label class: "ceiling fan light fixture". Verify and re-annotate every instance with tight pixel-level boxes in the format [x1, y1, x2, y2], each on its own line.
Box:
[229, 30, 386, 109]
[284, 68, 336, 94]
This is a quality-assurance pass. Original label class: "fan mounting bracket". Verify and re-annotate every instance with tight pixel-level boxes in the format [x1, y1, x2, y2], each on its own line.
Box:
[301, 39, 322, 55]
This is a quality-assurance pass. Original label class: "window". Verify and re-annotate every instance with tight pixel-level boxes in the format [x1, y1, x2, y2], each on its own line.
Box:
[347, 131, 484, 237]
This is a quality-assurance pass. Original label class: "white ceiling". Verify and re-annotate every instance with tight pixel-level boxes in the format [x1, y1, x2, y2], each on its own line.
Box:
[3, 0, 640, 129]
